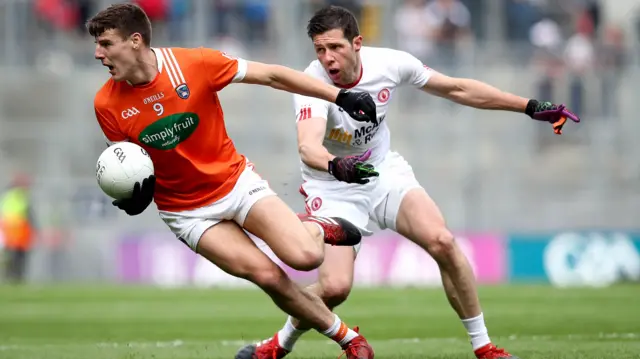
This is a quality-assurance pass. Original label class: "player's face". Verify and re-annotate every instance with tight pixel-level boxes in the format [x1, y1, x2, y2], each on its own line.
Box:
[312, 29, 362, 85]
[94, 29, 140, 82]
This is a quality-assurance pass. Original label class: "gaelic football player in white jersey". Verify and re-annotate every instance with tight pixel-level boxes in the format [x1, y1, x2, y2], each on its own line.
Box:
[236, 5, 580, 359]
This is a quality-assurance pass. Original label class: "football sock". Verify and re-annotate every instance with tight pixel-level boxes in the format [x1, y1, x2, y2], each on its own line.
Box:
[320, 314, 359, 347]
[277, 316, 308, 351]
[461, 312, 491, 350]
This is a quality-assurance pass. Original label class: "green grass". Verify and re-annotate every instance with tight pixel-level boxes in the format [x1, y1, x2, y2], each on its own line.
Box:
[0, 284, 638, 358]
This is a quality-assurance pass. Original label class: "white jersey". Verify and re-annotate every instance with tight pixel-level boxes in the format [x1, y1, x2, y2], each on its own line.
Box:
[294, 46, 434, 181]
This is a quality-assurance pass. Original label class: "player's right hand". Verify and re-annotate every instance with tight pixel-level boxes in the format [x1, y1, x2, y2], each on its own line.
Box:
[112, 175, 156, 216]
[335, 89, 378, 124]
[525, 99, 580, 135]
[328, 149, 379, 184]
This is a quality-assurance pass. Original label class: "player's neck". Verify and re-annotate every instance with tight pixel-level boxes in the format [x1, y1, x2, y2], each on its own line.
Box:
[126, 48, 158, 86]
[337, 60, 363, 88]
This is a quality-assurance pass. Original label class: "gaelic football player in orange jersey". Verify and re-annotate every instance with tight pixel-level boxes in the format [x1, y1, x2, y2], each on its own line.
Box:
[87, 3, 375, 357]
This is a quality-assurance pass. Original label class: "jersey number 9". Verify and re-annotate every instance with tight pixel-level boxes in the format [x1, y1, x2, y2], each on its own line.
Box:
[153, 103, 164, 116]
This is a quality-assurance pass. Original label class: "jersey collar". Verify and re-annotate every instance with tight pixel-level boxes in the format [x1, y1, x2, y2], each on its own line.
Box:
[334, 63, 363, 89]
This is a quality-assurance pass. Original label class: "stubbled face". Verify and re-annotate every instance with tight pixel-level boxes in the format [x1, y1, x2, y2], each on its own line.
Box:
[312, 29, 362, 85]
[94, 29, 140, 82]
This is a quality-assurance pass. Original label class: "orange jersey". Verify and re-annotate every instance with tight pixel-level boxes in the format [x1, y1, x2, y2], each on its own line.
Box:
[94, 47, 247, 212]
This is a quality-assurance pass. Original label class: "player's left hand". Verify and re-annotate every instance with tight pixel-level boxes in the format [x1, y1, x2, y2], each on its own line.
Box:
[335, 89, 378, 124]
[328, 149, 379, 184]
[525, 99, 580, 135]
[112, 175, 156, 216]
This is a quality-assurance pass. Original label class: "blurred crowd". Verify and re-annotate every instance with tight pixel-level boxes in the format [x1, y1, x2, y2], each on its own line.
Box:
[21, 0, 632, 120]
[393, 0, 627, 119]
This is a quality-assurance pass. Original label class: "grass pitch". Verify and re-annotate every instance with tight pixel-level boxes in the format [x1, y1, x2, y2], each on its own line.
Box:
[0, 284, 638, 358]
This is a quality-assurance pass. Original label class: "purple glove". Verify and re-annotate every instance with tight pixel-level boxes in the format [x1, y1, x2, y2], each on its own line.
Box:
[328, 149, 379, 184]
[525, 100, 581, 135]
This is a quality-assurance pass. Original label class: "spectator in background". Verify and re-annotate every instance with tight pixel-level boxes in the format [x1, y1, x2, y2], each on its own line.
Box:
[506, 0, 542, 61]
[0, 174, 36, 284]
[243, 0, 270, 46]
[598, 25, 627, 118]
[394, 0, 431, 63]
[529, 15, 563, 107]
[34, 0, 79, 32]
[423, 0, 471, 70]
[312, 0, 363, 22]
[563, 10, 595, 118]
[167, 0, 192, 43]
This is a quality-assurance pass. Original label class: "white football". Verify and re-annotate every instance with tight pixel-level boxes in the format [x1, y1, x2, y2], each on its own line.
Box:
[96, 142, 154, 200]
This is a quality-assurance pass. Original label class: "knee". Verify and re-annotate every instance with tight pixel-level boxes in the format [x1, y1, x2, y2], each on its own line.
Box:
[320, 276, 352, 308]
[285, 243, 324, 272]
[423, 228, 457, 262]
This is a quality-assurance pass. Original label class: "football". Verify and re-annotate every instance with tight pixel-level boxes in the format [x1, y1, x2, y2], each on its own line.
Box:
[96, 142, 154, 200]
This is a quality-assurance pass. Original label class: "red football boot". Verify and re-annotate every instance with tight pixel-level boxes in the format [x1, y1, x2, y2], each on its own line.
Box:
[234, 333, 289, 359]
[339, 327, 375, 359]
[474, 344, 520, 359]
[298, 214, 362, 246]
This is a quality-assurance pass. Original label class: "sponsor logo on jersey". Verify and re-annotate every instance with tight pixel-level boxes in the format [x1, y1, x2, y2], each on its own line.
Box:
[327, 128, 353, 145]
[175, 84, 190, 99]
[354, 115, 386, 144]
[138, 112, 200, 150]
[121, 107, 140, 119]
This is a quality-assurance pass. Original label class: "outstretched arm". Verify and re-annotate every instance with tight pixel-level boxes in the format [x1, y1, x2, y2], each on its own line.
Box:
[391, 48, 580, 134]
[421, 73, 580, 134]
[200, 48, 377, 123]
[243, 61, 340, 103]
[421, 72, 529, 112]
[241, 61, 376, 123]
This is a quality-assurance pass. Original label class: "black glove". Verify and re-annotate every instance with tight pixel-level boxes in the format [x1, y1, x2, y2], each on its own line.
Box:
[328, 149, 379, 184]
[112, 175, 156, 216]
[335, 89, 378, 124]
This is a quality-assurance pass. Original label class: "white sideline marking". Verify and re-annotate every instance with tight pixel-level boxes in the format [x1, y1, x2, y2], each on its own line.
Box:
[0, 333, 637, 351]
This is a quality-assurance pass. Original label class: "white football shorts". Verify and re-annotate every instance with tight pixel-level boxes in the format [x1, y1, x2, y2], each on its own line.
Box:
[158, 162, 276, 251]
[300, 151, 422, 252]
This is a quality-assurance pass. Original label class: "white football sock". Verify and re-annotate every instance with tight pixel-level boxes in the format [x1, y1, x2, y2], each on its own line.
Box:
[461, 312, 491, 351]
[320, 314, 359, 347]
[277, 316, 308, 351]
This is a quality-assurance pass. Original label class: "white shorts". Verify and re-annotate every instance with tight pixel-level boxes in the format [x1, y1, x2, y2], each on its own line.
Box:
[158, 163, 276, 251]
[300, 151, 421, 249]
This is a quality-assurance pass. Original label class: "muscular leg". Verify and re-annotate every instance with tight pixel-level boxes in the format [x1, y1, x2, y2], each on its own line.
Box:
[395, 188, 489, 350]
[197, 220, 351, 340]
[238, 195, 361, 346]
[299, 245, 355, 321]
[279, 244, 356, 349]
[243, 195, 325, 271]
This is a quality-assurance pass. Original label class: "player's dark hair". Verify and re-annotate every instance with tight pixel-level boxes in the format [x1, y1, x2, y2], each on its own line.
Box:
[307, 5, 360, 41]
[86, 3, 152, 46]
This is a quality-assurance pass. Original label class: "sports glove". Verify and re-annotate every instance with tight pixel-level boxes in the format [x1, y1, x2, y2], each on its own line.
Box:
[335, 89, 378, 124]
[328, 149, 379, 184]
[525, 99, 581, 135]
[112, 175, 156, 216]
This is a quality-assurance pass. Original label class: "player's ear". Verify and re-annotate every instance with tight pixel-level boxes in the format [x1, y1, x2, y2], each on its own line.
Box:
[131, 33, 143, 50]
[352, 35, 363, 52]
